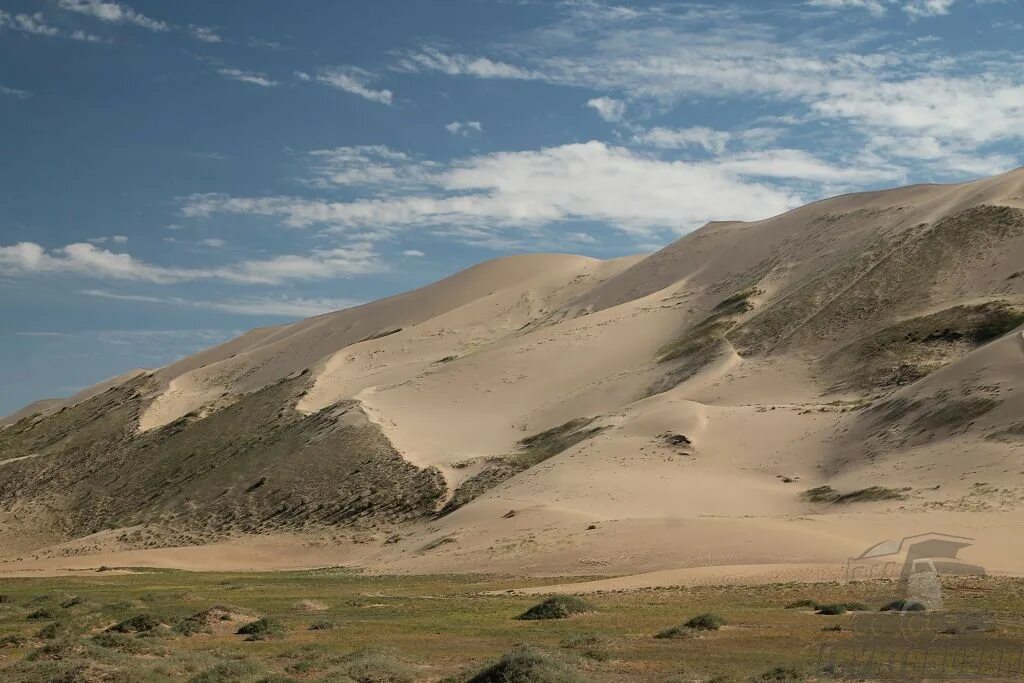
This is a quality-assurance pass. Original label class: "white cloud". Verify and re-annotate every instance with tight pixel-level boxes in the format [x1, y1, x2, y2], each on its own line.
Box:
[1, 84, 31, 99]
[807, 0, 889, 15]
[305, 146, 438, 190]
[902, 0, 956, 17]
[0, 241, 384, 284]
[183, 141, 812, 237]
[111, 235, 128, 244]
[401, 249, 425, 257]
[0, 11, 59, 36]
[445, 121, 483, 136]
[217, 67, 279, 87]
[56, 0, 168, 31]
[80, 289, 361, 317]
[807, 0, 957, 16]
[632, 126, 732, 153]
[396, 47, 537, 79]
[198, 238, 226, 248]
[393, 4, 1022, 178]
[312, 67, 393, 104]
[0, 10, 106, 41]
[586, 97, 626, 122]
[189, 25, 222, 43]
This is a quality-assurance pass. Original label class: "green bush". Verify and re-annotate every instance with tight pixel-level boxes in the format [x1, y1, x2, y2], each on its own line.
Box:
[189, 659, 264, 682]
[107, 613, 163, 633]
[466, 645, 588, 683]
[237, 617, 286, 641]
[328, 647, 417, 682]
[815, 604, 846, 615]
[755, 666, 803, 680]
[37, 622, 66, 640]
[516, 596, 594, 621]
[654, 625, 695, 640]
[0, 633, 27, 647]
[308, 620, 334, 631]
[91, 632, 146, 653]
[60, 596, 84, 609]
[881, 599, 926, 612]
[685, 613, 725, 630]
[27, 608, 55, 620]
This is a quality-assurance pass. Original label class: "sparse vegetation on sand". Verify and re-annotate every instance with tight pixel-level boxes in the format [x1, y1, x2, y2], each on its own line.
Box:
[517, 595, 595, 621]
[655, 612, 726, 638]
[0, 570, 1020, 681]
[824, 301, 1024, 391]
[800, 485, 905, 504]
[442, 417, 606, 514]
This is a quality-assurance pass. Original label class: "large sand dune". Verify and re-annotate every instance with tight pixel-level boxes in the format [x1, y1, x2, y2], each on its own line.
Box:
[1, 169, 1023, 580]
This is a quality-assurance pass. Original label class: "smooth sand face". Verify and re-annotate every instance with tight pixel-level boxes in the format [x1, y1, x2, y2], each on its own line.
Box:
[3, 168, 1024, 582]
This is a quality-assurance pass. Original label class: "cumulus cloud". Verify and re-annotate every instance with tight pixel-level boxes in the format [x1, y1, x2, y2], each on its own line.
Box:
[311, 67, 393, 104]
[401, 249, 425, 257]
[217, 67, 279, 87]
[56, 0, 168, 31]
[0, 241, 384, 284]
[586, 97, 626, 122]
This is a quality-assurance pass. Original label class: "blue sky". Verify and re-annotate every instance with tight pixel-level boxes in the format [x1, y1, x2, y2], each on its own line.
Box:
[1, 0, 1022, 414]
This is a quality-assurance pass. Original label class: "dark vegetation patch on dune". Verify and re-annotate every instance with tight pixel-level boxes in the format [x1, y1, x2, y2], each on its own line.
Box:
[0, 374, 446, 545]
[441, 418, 606, 515]
[801, 486, 905, 505]
[824, 301, 1024, 392]
[731, 205, 1024, 357]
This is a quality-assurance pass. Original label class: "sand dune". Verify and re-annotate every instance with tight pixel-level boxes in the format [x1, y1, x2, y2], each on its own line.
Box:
[2, 168, 1023, 581]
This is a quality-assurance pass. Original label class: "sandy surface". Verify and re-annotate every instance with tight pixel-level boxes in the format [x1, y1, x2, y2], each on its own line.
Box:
[2, 168, 1024, 583]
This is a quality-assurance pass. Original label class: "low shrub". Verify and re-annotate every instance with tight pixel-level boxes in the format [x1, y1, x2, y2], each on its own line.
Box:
[881, 599, 926, 612]
[237, 617, 286, 641]
[815, 605, 846, 616]
[27, 608, 55, 620]
[328, 647, 418, 683]
[466, 645, 587, 683]
[685, 613, 725, 630]
[107, 613, 163, 633]
[756, 666, 803, 680]
[0, 633, 28, 647]
[308, 620, 334, 631]
[189, 659, 264, 683]
[517, 596, 594, 621]
[37, 622, 66, 640]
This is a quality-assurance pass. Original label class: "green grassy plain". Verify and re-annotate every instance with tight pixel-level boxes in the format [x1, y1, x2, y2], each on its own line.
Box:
[0, 570, 1021, 682]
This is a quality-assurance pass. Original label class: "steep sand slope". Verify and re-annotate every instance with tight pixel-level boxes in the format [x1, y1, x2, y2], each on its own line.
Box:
[1, 168, 1023, 580]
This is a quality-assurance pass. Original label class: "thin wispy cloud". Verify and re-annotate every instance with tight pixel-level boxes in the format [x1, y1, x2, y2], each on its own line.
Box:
[80, 289, 361, 317]
[217, 67, 279, 87]
[0, 10, 105, 41]
[301, 66, 393, 104]
[0, 241, 384, 284]
[1, 84, 32, 99]
[56, 0, 169, 32]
